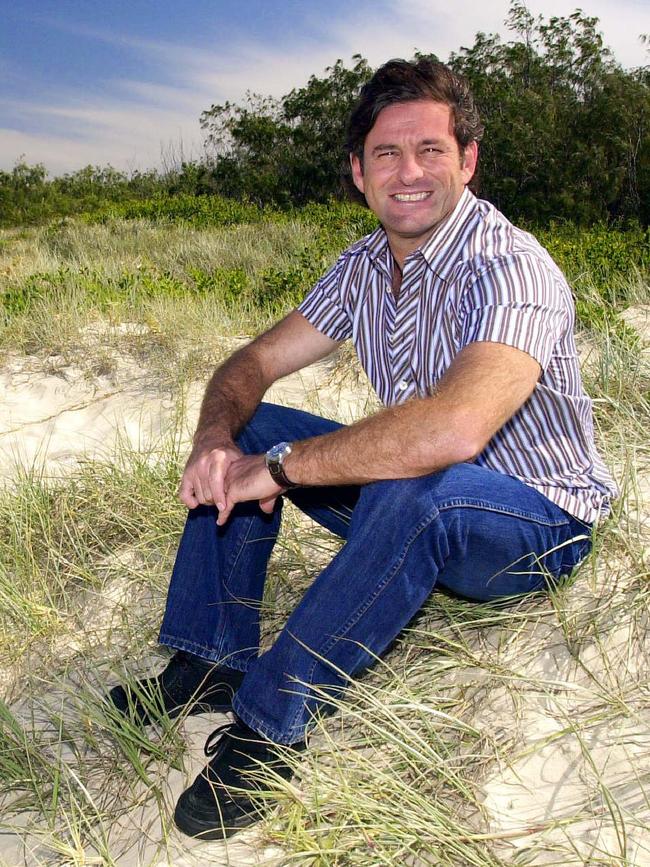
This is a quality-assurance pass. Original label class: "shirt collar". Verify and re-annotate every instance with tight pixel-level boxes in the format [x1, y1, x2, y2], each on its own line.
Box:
[417, 187, 477, 280]
[362, 187, 478, 282]
[364, 225, 393, 281]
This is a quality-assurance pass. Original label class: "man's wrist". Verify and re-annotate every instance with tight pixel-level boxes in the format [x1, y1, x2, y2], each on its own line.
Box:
[192, 427, 236, 452]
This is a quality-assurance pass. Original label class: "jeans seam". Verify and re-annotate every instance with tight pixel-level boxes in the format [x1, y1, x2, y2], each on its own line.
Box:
[286, 493, 354, 536]
[435, 499, 571, 527]
[157, 635, 254, 671]
[232, 700, 305, 744]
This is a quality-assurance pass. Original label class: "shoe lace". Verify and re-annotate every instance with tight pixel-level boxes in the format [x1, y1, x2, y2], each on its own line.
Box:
[204, 720, 277, 762]
[204, 721, 238, 758]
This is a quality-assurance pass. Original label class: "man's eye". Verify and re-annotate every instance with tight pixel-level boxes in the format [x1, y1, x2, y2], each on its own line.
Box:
[377, 150, 397, 158]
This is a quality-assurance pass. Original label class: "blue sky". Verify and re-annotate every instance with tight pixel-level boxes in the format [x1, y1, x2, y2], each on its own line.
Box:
[1, 0, 648, 175]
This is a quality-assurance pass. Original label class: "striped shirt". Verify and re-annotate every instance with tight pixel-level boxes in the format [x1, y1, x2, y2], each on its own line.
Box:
[298, 188, 617, 523]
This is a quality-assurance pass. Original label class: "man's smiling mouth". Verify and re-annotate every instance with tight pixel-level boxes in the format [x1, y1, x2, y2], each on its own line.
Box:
[392, 192, 431, 202]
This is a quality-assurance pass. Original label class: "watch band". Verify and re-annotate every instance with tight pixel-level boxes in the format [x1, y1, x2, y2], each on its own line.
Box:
[269, 462, 296, 489]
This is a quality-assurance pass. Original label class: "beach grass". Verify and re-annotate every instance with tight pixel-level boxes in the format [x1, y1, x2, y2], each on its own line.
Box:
[0, 213, 648, 865]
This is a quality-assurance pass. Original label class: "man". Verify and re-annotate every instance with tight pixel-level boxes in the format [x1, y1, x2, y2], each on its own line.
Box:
[109, 59, 616, 840]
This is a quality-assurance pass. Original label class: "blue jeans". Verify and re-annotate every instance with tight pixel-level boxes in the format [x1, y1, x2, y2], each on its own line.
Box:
[159, 403, 591, 744]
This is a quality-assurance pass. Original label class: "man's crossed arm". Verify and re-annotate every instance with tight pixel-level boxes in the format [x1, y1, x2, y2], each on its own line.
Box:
[179, 310, 541, 525]
[178, 310, 339, 514]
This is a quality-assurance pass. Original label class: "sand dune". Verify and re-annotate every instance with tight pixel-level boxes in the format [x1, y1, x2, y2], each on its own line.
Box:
[0, 308, 648, 865]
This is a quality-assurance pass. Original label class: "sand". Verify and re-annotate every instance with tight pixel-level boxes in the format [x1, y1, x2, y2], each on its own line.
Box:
[0, 309, 648, 865]
[0, 328, 368, 481]
[0, 330, 371, 866]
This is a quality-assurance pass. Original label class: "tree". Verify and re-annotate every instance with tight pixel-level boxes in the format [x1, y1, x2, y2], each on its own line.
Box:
[199, 56, 372, 206]
[197, 3, 648, 223]
[449, 3, 649, 222]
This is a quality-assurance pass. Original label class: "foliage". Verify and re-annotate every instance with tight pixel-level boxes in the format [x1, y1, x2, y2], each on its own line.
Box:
[0, 265, 251, 321]
[82, 198, 379, 315]
[92, 192, 268, 227]
[537, 220, 650, 297]
[199, 56, 373, 206]
[2, 5, 647, 229]
[0, 162, 165, 228]
[195, 3, 649, 223]
[0, 286, 647, 863]
[449, 3, 650, 223]
[0, 201, 648, 864]
[1, 208, 646, 347]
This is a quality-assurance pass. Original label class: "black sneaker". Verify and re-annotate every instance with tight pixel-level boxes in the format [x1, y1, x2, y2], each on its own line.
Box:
[106, 651, 244, 725]
[173, 718, 305, 840]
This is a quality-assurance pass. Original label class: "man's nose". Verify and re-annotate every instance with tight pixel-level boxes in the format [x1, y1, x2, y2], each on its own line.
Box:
[398, 153, 425, 185]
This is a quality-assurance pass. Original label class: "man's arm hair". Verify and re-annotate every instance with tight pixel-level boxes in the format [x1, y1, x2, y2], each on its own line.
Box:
[192, 310, 342, 451]
[179, 310, 341, 509]
[284, 340, 541, 485]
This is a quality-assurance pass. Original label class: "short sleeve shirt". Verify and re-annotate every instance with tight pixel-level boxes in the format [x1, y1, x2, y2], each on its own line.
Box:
[298, 188, 617, 523]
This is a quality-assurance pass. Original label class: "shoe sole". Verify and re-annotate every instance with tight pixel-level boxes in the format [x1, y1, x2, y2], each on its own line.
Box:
[173, 800, 258, 840]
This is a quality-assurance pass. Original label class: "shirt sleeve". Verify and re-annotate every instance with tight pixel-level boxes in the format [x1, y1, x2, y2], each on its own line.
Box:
[459, 253, 569, 370]
[298, 257, 353, 342]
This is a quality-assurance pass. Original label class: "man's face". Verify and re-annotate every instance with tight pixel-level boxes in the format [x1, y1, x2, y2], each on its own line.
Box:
[350, 100, 477, 262]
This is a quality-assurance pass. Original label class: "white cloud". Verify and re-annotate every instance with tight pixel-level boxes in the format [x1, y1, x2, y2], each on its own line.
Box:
[393, 0, 648, 65]
[0, 94, 205, 176]
[0, 128, 140, 175]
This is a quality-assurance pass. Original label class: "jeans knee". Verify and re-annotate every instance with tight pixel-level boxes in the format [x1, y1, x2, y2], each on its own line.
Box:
[358, 476, 438, 524]
[236, 403, 283, 453]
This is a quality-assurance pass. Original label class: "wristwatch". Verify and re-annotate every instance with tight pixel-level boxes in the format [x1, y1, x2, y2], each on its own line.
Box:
[265, 441, 298, 489]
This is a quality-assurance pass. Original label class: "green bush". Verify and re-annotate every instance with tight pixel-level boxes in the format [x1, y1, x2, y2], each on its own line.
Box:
[2, 204, 646, 337]
[538, 222, 649, 301]
[188, 267, 250, 304]
[0, 162, 166, 228]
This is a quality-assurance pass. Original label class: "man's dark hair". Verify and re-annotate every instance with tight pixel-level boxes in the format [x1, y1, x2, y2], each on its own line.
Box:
[343, 58, 484, 202]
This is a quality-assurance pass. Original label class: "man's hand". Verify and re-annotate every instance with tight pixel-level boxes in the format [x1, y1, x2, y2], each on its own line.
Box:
[178, 441, 244, 510]
[217, 454, 285, 526]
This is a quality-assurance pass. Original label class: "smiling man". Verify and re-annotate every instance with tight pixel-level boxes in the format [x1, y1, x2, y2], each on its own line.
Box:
[351, 99, 477, 267]
[109, 59, 616, 840]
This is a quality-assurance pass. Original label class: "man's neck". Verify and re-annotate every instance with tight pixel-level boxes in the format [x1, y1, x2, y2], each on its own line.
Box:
[391, 258, 403, 299]
[385, 189, 468, 276]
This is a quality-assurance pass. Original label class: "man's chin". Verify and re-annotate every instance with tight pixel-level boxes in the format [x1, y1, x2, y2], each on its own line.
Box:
[385, 219, 439, 244]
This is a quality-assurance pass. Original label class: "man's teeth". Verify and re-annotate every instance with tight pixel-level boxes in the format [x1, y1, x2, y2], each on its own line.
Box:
[393, 192, 430, 201]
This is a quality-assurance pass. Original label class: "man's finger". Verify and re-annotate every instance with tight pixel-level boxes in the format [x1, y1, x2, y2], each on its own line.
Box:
[216, 498, 234, 526]
[178, 476, 199, 509]
[208, 460, 227, 512]
[193, 476, 211, 505]
[259, 495, 279, 514]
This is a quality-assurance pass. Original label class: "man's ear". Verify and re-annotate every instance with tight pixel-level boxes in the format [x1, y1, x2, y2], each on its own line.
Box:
[461, 140, 478, 185]
[350, 153, 365, 195]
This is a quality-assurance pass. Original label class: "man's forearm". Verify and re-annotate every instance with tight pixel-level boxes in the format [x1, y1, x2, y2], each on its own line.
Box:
[192, 312, 340, 452]
[282, 341, 541, 488]
[179, 311, 341, 511]
[193, 346, 267, 450]
[217, 342, 540, 518]
[284, 397, 473, 486]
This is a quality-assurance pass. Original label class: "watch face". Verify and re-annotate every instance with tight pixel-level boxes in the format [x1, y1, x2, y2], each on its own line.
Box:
[267, 442, 290, 461]
[265, 442, 295, 487]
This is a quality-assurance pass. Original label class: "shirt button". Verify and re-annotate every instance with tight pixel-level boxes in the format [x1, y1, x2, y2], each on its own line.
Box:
[397, 380, 409, 391]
